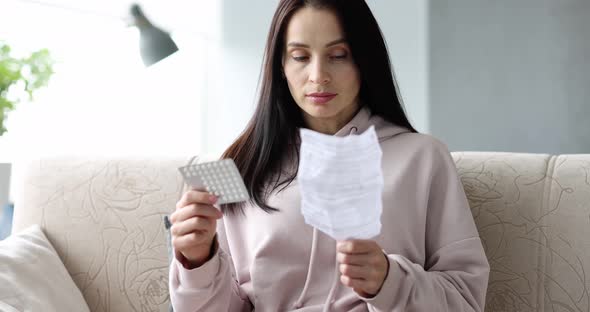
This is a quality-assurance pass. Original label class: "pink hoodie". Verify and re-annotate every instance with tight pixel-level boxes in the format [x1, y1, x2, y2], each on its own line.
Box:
[170, 108, 490, 311]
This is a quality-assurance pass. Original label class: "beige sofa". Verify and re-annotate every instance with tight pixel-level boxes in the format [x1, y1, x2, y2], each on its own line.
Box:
[11, 152, 590, 311]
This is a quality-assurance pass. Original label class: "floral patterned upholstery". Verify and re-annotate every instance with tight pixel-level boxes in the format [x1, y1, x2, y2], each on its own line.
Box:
[453, 152, 590, 311]
[11, 153, 590, 311]
[13, 157, 187, 312]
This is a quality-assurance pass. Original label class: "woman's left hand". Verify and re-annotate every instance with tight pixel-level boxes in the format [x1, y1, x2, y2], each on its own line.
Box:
[336, 240, 390, 298]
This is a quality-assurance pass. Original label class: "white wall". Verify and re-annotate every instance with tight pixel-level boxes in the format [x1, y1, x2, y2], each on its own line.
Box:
[203, 1, 277, 156]
[366, 0, 429, 133]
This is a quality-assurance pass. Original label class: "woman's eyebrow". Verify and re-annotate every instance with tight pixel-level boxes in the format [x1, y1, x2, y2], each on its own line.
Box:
[287, 38, 347, 48]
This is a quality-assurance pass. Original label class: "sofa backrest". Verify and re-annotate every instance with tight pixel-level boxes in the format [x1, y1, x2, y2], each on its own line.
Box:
[12, 153, 590, 312]
[452, 152, 590, 311]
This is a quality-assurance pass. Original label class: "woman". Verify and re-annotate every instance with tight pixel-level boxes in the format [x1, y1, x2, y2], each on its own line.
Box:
[169, 0, 490, 311]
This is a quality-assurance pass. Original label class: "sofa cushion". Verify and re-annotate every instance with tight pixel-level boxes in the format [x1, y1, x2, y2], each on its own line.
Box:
[0, 225, 91, 312]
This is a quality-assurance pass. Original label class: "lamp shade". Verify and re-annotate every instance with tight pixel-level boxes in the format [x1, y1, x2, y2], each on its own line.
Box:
[130, 4, 178, 66]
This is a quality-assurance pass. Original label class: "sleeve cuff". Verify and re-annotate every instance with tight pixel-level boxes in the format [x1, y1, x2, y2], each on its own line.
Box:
[174, 238, 223, 289]
[360, 254, 409, 310]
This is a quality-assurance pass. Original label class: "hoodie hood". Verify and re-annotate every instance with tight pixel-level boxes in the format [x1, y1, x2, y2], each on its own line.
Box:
[333, 107, 411, 140]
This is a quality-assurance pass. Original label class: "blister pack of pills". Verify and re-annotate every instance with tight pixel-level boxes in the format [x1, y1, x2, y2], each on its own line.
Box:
[178, 158, 249, 205]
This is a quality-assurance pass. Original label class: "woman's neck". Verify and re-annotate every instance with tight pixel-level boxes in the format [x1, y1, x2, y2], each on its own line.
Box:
[303, 104, 361, 135]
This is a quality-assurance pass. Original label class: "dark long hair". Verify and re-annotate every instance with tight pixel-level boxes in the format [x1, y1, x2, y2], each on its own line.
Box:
[221, 0, 417, 214]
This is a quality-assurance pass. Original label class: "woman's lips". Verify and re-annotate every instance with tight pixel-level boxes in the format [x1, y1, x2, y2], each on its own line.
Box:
[306, 92, 337, 104]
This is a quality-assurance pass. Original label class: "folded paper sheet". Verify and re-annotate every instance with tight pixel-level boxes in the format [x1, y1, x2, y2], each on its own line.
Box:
[298, 126, 384, 240]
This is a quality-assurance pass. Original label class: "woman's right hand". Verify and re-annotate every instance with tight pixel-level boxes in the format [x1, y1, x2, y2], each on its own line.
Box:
[170, 190, 223, 268]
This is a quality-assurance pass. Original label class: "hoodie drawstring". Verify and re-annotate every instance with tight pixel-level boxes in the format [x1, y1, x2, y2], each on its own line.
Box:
[293, 227, 319, 309]
[322, 259, 341, 312]
[293, 228, 342, 311]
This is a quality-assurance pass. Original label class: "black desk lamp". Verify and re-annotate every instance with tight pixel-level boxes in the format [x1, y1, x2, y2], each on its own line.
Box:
[129, 4, 179, 67]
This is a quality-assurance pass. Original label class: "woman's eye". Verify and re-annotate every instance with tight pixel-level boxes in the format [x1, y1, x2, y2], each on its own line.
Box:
[331, 54, 347, 60]
[292, 56, 309, 62]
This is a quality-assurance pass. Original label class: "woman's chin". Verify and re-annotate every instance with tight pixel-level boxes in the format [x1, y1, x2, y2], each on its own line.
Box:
[304, 110, 336, 121]
[304, 103, 336, 116]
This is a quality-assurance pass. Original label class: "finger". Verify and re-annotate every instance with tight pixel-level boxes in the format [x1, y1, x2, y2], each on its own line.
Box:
[340, 275, 367, 289]
[170, 203, 223, 223]
[339, 263, 369, 279]
[340, 275, 379, 297]
[176, 190, 217, 210]
[337, 240, 377, 254]
[171, 217, 213, 236]
[170, 204, 222, 223]
[336, 252, 371, 265]
[172, 231, 210, 251]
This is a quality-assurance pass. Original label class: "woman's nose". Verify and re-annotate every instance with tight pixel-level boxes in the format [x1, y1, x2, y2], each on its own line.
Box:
[309, 60, 330, 85]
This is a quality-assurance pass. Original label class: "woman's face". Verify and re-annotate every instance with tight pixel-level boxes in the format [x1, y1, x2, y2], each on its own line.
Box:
[283, 7, 361, 134]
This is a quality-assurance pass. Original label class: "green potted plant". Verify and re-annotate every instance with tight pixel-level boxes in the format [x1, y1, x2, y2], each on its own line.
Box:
[0, 41, 54, 136]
